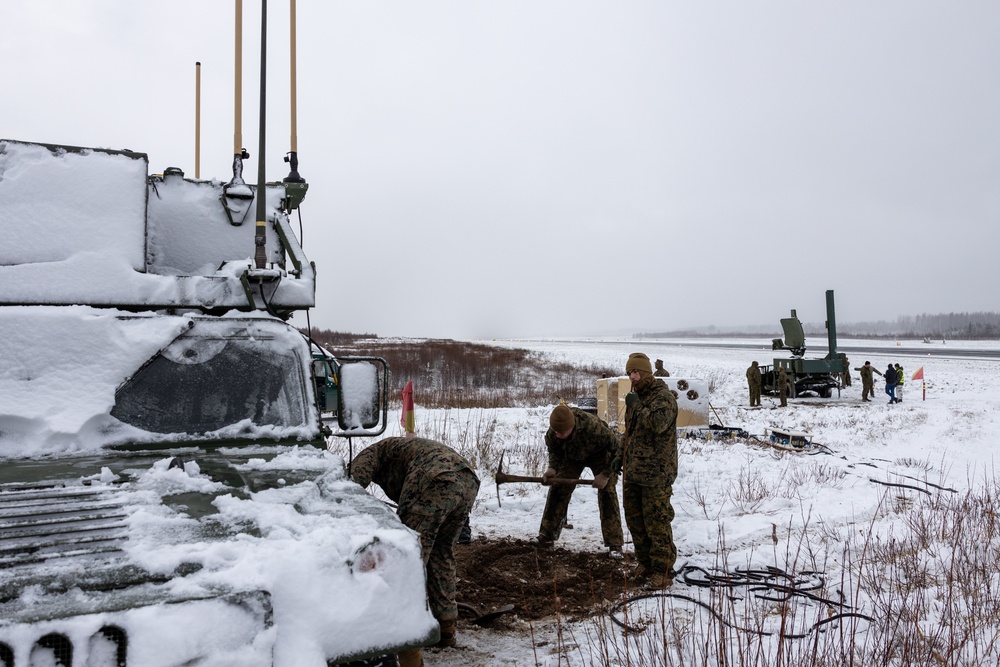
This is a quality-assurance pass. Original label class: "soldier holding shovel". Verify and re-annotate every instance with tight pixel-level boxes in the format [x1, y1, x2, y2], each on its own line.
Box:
[534, 403, 624, 555]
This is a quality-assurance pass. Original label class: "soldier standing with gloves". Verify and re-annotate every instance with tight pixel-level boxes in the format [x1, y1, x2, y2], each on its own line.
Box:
[351, 437, 480, 666]
[854, 361, 883, 402]
[622, 352, 679, 589]
[746, 361, 762, 406]
[535, 403, 624, 555]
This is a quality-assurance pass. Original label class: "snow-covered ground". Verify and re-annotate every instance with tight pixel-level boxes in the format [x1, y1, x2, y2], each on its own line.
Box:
[4, 135, 997, 665]
[364, 336, 1000, 666]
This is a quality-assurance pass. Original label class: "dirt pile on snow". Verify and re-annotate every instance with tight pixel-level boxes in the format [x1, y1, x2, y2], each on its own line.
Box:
[455, 537, 633, 626]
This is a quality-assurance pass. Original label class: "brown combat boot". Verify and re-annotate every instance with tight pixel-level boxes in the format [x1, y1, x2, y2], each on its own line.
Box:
[435, 619, 457, 648]
[645, 572, 673, 590]
[397, 648, 423, 667]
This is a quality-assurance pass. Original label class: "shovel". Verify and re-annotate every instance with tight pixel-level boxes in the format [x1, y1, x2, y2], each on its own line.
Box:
[457, 602, 515, 626]
[494, 452, 594, 507]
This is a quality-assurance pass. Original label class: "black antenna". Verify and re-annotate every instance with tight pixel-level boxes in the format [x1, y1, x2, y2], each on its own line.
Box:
[284, 0, 304, 184]
[253, 0, 268, 269]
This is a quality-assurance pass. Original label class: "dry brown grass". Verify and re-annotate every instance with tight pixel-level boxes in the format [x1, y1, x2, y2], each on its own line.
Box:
[306, 331, 617, 408]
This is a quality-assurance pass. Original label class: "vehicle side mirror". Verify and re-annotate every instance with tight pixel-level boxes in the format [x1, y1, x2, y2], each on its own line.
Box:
[335, 357, 389, 436]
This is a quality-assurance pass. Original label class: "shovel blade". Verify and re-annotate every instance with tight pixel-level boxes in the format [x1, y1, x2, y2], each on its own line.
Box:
[472, 603, 515, 626]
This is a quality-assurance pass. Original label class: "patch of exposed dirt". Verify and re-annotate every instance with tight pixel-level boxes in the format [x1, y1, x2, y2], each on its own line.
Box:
[454, 537, 632, 629]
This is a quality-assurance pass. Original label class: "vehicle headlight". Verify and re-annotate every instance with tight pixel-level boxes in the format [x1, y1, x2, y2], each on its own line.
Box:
[350, 539, 391, 575]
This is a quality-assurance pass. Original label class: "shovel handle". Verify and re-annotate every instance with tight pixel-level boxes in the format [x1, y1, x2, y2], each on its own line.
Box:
[494, 470, 594, 486]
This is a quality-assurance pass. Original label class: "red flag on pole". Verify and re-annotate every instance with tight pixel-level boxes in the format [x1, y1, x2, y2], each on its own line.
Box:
[401, 380, 415, 434]
[911, 367, 924, 381]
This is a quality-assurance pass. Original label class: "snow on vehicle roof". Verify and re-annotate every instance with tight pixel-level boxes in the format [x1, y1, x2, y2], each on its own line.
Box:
[0, 139, 314, 311]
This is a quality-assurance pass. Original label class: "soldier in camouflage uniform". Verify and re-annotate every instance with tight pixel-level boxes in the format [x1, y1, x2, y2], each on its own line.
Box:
[351, 437, 480, 660]
[653, 359, 670, 377]
[535, 404, 624, 553]
[622, 352, 678, 589]
[777, 365, 788, 407]
[746, 361, 762, 406]
[840, 353, 852, 387]
[853, 360, 883, 402]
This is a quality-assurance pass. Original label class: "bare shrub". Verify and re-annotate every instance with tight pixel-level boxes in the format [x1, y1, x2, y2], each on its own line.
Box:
[584, 477, 1000, 666]
[727, 456, 773, 515]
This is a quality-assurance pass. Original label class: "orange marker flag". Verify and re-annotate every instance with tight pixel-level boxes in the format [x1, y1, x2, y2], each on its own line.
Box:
[401, 380, 415, 434]
[911, 367, 926, 401]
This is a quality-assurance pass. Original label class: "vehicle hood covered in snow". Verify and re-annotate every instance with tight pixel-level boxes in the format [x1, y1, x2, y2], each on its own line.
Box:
[0, 446, 438, 666]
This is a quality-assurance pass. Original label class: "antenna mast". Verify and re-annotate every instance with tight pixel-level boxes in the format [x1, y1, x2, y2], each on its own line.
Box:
[284, 0, 303, 183]
[253, 0, 269, 269]
[195, 61, 201, 179]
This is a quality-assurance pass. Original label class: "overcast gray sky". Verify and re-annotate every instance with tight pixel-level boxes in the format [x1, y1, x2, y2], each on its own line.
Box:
[3, 1, 998, 339]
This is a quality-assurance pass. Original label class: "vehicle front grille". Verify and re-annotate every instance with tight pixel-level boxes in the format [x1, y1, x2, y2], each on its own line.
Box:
[0, 626, 127, 667]
[33, 633, 72, 667]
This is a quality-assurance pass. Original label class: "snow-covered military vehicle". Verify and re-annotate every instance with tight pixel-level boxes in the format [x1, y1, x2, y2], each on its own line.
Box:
[0, 139, 437, 666]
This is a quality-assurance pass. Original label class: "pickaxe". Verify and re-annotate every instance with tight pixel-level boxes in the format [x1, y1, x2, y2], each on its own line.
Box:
[494, 452, 594, 507]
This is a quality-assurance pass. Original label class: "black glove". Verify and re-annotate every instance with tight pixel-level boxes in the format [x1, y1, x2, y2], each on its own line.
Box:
[625, 392, 638, 408]
[610, 457, 622, 474]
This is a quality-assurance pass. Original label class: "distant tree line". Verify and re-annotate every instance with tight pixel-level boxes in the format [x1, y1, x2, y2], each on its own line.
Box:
[638, 311, 1000, 340]
[298, 327, 617, 408]
[302, 328, 379, 349]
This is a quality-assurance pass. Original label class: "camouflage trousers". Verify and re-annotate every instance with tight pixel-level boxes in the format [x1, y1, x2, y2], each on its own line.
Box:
[537, 462, 623, 548]
[861, 381, 874, 401]
[749, 386, 761, 406]
[623, 482, 676, 575]
[399, 469, 480, 622]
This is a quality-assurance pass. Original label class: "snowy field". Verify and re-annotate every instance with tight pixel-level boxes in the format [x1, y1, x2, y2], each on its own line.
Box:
[349, 337, 1000, 667]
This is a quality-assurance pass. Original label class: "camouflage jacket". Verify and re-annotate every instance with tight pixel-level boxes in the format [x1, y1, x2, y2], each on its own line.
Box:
[350, 437, 479, 519]
[746, 365, 762, 387]
[623, 377, 678, 487]
[545, 407, 620, 476]
[855, 365, 882, 384]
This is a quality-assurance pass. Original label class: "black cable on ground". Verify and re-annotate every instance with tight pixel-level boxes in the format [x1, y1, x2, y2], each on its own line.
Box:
[609, 564, 874, 638]
[895, 473, 958, 493]
[868, 479, 932, 496]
